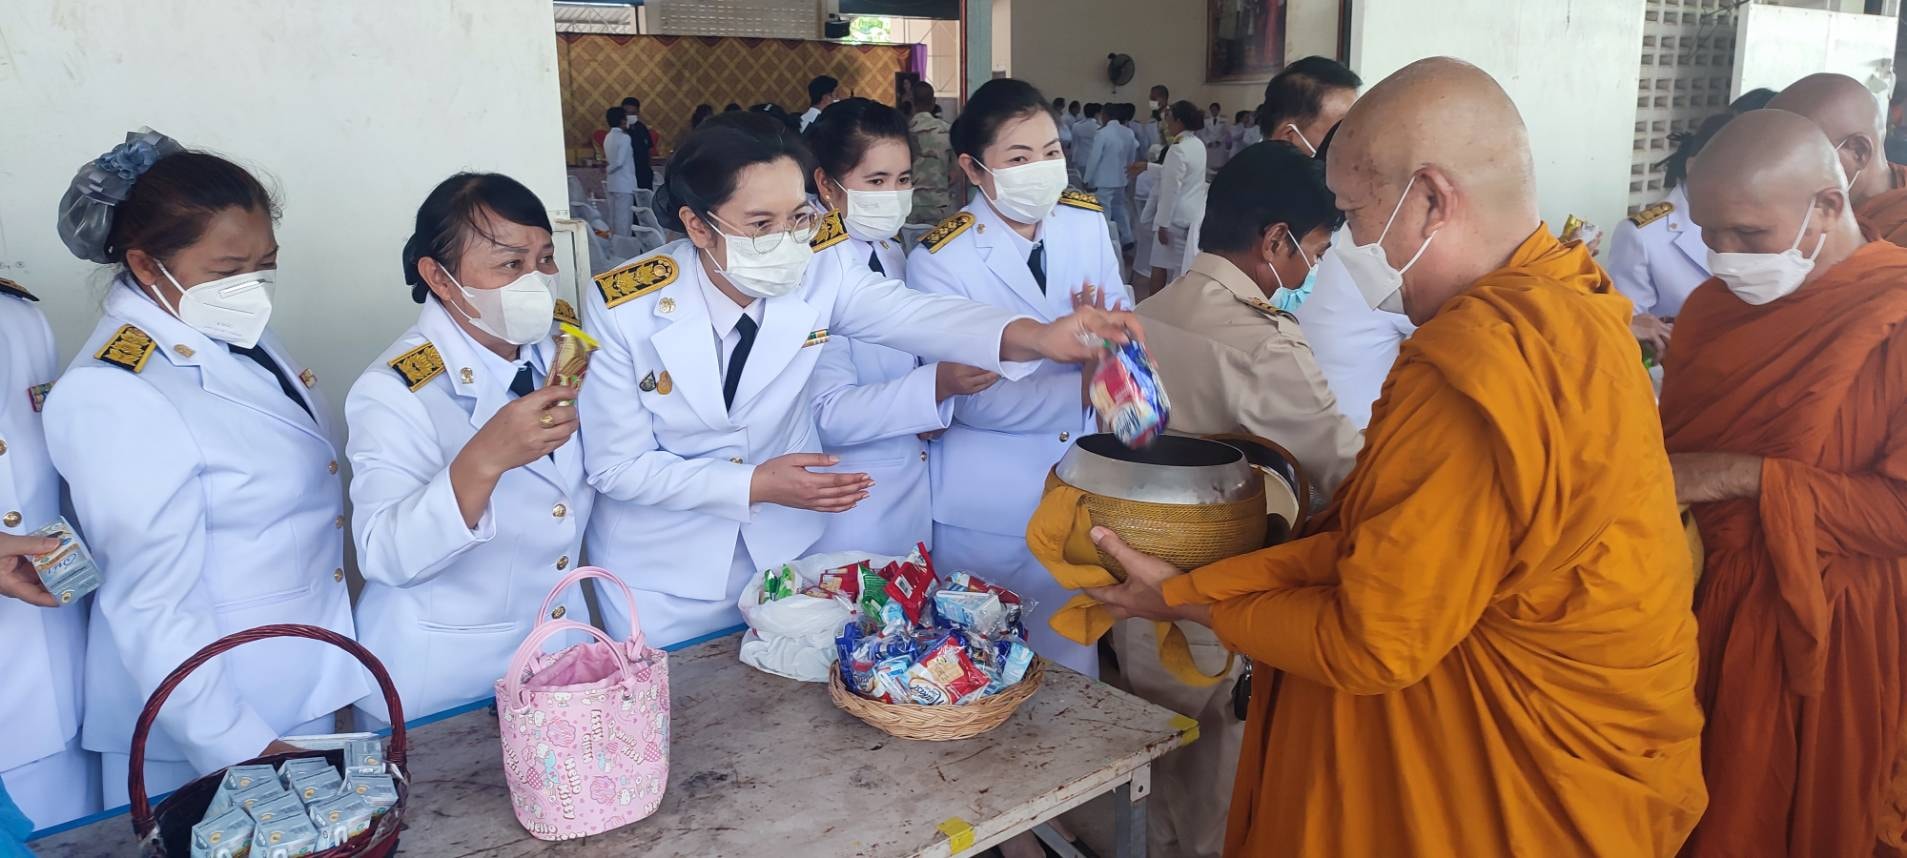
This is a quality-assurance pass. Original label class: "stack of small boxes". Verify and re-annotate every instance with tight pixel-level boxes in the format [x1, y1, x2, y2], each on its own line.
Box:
[189, 738, 398, 858]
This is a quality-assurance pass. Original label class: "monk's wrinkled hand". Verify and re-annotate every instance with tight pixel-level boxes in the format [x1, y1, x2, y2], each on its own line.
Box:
[1082, 527, 1211, 625]
[1670, 451, 1763, 504]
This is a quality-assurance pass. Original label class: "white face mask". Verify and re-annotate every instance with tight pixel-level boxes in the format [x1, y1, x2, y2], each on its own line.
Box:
[978, 159, 1069, 225]
[1836, 136, 1864, 189]
[1707, 199, 1828, 306]
[625, 114, 639, 127]
[447, 268, 557, 345]
[1147, 99, 1160, 112]
[1286, 124, 1317, 156]
[1336, 174, 1437, 315]
[836, 181, 913, 242]
[154, 262, 276, 349]
[708, 213, 814, 299]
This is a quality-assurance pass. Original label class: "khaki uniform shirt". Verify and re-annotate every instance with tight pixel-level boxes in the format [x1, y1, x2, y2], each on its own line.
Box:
[909, 112, 955, 224]
[1136, 253, 1361, 495]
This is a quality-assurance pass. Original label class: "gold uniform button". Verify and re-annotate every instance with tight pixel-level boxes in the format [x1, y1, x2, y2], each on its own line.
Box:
[919, 450, 928, 462]
[0, 439, 8, 456]
[332, 568, 345, 582]
[2, 511, 19, 528]
[550, 605, 568, 619]
[1058, 432, 1070, 442]
[729, 457, 743, 464]
[556, 555, 570, 570]
[552, 503, 568, 519]
[327, 460, 340, 475]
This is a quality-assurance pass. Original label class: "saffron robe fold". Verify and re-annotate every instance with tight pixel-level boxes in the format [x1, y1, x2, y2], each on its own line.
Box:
[1855, 163, 1907, 246]
[1161, 227, 1707, 857]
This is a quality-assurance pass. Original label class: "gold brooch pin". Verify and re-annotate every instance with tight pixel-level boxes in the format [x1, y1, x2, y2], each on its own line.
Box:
[639, 372, 657, 392]
[658, 297, 677, 314]
[460, 367, 474, 384]
[173, 344, 195, 359]
[656, 371, 673, 395]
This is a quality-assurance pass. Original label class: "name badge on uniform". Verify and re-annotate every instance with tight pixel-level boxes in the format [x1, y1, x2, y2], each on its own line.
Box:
[803, 329, 830, 348]
[26, 382, 52, 413]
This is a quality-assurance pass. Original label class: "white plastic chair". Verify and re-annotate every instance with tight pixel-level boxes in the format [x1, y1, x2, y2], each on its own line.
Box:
[611, 233, 648, 264]
[633, 188, 655, 210]
[630, 226, 666, 255]
[567, 174, 587, 204]
[634, 207, 663, 234]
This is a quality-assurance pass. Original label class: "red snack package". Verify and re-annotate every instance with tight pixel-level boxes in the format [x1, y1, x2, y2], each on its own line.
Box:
[883, 560, 937, 625]
[905, 634, 991, 705]
[819, 562, 864, 600]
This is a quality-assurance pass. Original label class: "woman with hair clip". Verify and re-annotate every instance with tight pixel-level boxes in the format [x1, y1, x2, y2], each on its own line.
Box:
[580, 110, 1138, 646]
[1606, 110, 1737, 358]
[803, 98, 1002, 556]
[44, 130, 366, 803]
[907, 77, 1132, 676]
[343, 172, 591, 725]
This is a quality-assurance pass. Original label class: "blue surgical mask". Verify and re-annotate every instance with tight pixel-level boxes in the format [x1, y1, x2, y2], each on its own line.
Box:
[1273, 268, 1317, 313]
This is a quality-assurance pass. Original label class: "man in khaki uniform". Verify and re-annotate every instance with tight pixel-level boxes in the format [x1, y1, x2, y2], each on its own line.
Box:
[908, 80, 957, 224]
[1115, 141, 1360, 858]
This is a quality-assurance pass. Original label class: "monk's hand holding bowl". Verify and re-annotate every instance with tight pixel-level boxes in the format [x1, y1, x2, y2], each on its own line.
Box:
[1669, 452, 1764, 504]
[1083, 527, 1214, 626]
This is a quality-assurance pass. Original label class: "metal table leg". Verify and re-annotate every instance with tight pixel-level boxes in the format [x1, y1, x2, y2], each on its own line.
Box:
[1113, 764, 1151, 858]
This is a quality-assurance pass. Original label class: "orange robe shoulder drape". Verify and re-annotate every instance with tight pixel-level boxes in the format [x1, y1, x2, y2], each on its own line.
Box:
[1661, 240, 1907, 857]
[1162, 227, 1706, 858]
[1856, 163, 1907, 245]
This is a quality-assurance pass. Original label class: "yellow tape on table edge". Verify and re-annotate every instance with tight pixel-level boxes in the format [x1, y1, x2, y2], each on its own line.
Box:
[938, 817, 975, 852]
[1170, 714, 1201, 746]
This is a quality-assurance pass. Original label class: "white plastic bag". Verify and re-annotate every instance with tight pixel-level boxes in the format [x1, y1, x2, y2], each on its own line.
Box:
[735, 550, 909, 682]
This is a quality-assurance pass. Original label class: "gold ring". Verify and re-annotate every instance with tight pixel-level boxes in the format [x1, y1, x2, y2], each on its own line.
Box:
[539, 413, 555, 428]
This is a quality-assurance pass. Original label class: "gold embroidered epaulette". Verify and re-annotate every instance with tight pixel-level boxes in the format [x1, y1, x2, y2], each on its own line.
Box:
[924, 212, 975, 253]
[95, 325, 154, 373]
[554, 298, 580, 327]
[1233, 294, 1296, 323]
[388, 342, 445, 392]
[1059, 188, 1103, 212]
[595, 254, 678, 310]
[810, 210, 849, 252]
[0, 277, 35, 302]
[1628, 201, 1673, 228]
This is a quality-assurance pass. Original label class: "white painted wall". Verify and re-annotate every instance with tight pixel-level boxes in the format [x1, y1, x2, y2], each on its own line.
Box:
[0, 0, 568, 436]
[1350, 0, 1647, 243]
[1735, 5, 1897, 98]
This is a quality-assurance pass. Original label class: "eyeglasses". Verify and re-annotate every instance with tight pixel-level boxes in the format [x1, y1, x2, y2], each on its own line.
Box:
[709, 206, 821, 253]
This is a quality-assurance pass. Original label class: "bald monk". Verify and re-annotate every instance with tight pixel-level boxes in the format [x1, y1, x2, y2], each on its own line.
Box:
[1769, 73, 1907, 242]
[1082, 57, 1706, 857]
[1666, 109, 1907, 857]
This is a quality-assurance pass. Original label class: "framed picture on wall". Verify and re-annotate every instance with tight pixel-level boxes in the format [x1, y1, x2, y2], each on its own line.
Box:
[1207, 0, 1287, 82]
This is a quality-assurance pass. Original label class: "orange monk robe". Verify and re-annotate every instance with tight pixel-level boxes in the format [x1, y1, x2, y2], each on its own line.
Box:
[1161, 227, 1707, 858]
[1855, 163, 1907, 245]
[1661, 239, 1907, 858]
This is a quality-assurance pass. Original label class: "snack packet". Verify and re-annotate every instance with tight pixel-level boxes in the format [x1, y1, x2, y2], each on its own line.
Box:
[857, 566, 889, 620]
[246, 793, 306, 826]
[307, 793, 376, 850]
[290, 767, 343, 804]
[276, 758, 331, 789]
[870, 655, 912, 704]
[230, 780, 290, 815]
[546, 322, 600, 392]
[934, 590, 1006, 637]
[342, 774, 398, 815]
[224, 765, 279, 793]
[818, 562, 865, 601]
[904, 634, 991, 705]
[251, 813, 320, 858]
[997, 641, 1035, 688]
[760, 564, 797, 603]
[191, 806, 254, 858]
[1088, 338, 1171, 448]
[28, 517, 99, 606]
[344, 738, 384, 777]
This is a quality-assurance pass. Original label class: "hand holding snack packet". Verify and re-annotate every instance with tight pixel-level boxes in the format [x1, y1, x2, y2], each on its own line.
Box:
[1089, 338, 1171, 448]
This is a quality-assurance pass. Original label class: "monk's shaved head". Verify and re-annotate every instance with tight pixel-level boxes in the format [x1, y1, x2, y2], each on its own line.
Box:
[1767, 73, 1891, 204]
[1687, 109, 1863, 274]
[1327, 58, 1540, 324]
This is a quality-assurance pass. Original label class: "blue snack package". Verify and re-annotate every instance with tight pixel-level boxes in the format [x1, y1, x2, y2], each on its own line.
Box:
[1088, 338, 1171, 448]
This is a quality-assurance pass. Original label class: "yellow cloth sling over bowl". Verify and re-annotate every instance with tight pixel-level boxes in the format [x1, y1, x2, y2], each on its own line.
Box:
[1027, 434, 1295, 686]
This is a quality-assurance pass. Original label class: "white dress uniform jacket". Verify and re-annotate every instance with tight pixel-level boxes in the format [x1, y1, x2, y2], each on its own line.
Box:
[345, 298, 592, 720]
[581, 232, 1033, 645]
[1606, 184, 1710, 319]
[43, 283, 367, 777]
[0, 283, 97, 827]
[806, 219, 948, 556]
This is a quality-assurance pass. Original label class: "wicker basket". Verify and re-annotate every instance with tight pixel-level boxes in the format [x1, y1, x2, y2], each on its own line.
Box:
[1042, 470, 1267, 580]
[828, 658, 1046, 741]
[130, 624, 410, 857]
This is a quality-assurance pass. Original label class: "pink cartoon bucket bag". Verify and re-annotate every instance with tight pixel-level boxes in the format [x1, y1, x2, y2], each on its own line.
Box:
[493, 567, 670, 840]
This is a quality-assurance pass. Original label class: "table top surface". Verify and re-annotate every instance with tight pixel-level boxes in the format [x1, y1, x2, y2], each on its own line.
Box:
[36, 634, 1188, 857]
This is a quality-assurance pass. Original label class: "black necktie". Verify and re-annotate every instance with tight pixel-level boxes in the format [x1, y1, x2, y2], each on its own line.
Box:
[1028, 241, 1047, 293]
[509, 363, 535, 398]
[723, 315, 758, 409]
[868, 248, 885, 276]
[231, 344, 313, 420]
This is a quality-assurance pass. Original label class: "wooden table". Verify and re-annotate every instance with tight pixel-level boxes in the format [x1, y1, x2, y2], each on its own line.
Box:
[34, 633, 1191, 857]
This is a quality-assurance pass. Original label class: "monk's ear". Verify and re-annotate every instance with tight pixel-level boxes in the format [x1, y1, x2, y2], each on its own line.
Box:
[1849, 133, 1880, 175]
[1418, 167, 1457, 238]
[1816, 187, 1849, 221]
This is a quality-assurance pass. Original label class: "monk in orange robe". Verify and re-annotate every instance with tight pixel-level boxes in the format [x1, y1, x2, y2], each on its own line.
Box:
[1770, 72, 1907, 243]
[1665, 109, 1907, 857]
[1083, 57, 1707, 858]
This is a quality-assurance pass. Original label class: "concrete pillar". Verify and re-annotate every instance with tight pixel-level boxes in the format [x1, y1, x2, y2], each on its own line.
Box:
[964, 0, 992, 98]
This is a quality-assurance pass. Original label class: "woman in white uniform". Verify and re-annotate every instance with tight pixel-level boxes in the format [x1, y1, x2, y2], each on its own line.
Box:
[580, 111, 1137, 646]
[803, 98, 1001, 556]
[1606, 111, 1733, 357]
[44, 132, 366, 805]
[908, 78, 1133, 676]
[0, 278, 99, 829]
[345, 173, 590, 725]
[1141, 101, 1209, 285]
